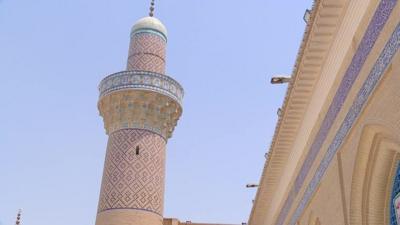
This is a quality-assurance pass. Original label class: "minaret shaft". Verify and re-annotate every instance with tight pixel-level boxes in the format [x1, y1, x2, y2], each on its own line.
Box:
[96, 129, 166, 225]
[98, 129, 166, 213]
[127, 31, 166, 74]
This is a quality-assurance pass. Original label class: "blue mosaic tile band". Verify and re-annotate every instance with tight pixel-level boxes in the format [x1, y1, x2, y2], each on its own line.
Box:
[274, 0, 398, 224]
[98, 70, 184, 106]
[131, 28, 168, 42]
[390, 162, 400, 225]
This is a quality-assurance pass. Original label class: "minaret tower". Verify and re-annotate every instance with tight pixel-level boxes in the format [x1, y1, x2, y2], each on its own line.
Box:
[95, 1, 183, 225]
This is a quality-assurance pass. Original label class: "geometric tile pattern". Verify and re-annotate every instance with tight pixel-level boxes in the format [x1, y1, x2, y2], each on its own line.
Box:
[130, 33, 166, 58]
[274, 0, 399, 224]
[99, 70, 184, 106]
[128, 54, 165, 74]
[390, 162, 400, 225]
[127, 33, 166, 74]
[97, 129, 166, 216]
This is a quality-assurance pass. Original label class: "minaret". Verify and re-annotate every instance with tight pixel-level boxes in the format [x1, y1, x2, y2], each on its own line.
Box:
[95, 1, 183, 225]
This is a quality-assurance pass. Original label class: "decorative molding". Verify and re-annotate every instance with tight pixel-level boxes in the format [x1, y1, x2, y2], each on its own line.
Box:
[98, 90, 182, 139]
[99, 70, 184, 107]
[337, 152, 349, 225]
[273, 0, 398, 224]
[131, 29, 167, 43]
[248, 0, 348, 223]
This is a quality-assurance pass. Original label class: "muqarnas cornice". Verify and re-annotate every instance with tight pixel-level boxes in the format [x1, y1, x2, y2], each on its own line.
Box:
[98, 70, 183, 139]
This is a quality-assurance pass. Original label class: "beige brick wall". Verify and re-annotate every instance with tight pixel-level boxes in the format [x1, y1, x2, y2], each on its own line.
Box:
[96, 209, 163, 225]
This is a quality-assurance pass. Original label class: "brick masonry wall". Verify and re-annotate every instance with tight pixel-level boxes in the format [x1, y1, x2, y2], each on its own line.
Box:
[97, 129, 166, 216]
[96, 209, 163, 225]
[127, 32, 166, 74]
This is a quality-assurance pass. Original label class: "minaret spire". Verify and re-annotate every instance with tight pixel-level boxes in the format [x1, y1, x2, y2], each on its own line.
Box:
[149, 0, 155, 17]
[15, 209, 21, 225]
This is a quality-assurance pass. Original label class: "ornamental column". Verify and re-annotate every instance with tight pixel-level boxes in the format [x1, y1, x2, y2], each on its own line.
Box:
[95, 14, 183, 225]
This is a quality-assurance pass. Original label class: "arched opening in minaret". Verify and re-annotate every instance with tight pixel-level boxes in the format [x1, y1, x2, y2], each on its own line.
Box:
[135, 146, 140, 155]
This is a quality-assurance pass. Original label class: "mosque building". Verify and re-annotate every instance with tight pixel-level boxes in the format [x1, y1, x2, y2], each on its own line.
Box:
[249, 0, 400, 225]
[94, 0, 400, 225]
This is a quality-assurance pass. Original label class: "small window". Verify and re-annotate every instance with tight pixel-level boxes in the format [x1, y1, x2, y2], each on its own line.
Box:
[135, 146, 140, 155]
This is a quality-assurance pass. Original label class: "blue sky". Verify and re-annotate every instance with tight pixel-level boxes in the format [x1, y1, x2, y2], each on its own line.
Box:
[0, 0, 311, 224]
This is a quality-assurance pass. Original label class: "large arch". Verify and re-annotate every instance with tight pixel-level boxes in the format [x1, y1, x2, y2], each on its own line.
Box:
[350, 124, 400, 225]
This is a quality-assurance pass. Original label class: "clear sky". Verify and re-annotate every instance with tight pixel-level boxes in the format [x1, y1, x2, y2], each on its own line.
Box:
[0, 0, 311, 224]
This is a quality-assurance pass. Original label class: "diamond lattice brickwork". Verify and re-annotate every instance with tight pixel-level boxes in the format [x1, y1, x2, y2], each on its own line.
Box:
[127, 33, 166, 74]
[98, 129, 166, 215]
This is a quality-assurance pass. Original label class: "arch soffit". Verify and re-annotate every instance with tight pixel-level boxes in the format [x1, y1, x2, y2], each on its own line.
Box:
[350, 124, 400, 225]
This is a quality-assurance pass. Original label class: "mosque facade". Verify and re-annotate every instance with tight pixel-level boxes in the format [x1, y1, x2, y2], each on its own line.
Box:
[249, 0, 400, 225]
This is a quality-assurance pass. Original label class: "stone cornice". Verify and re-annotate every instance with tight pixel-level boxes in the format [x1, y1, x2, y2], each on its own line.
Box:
[249, 0, 350, 224]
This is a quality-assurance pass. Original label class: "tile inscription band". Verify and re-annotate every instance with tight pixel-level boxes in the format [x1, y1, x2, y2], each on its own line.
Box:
[99, 70, 184, 106]
[274, 0, 398, 224]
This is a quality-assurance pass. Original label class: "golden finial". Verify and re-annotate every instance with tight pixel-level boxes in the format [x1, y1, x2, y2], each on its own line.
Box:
[15, 209, 21, 225]
[149, 0, 155, 17]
